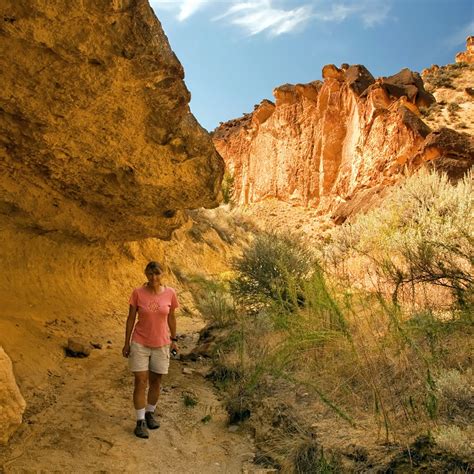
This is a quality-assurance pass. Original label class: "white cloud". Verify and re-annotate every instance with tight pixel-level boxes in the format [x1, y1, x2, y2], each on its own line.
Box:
[150, 0, 391, 36]
[359, 3, 391, 27]
[150, 0, 211, 21]
[217, 1, 313, 37]
[178, 0, 210, 21]
[444, 20, 474, 49]
[313, 1, 390, 26]
[313, 4, 358, 22]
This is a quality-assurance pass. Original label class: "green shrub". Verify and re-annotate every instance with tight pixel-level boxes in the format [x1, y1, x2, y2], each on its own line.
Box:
[293, 442, 341, 474]
[329, 169, 474, 307]
[231, 232, 315, 311]
[447, 102, 461, 115]
[221, 171, 234, 204]
[182, 392, 198, 407]
[425, 68, 457, 89]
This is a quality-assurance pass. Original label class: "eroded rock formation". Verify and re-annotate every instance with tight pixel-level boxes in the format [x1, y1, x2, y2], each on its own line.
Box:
[456, 36, 474, 64]
[0, 347, 26, 445]
[214, 64, 473, 222]
[0, 0, 223, 241]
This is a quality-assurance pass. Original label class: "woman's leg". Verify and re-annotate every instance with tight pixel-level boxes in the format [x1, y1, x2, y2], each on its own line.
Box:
[133, 371, 149, 409]
[147, 371, 162, 406]
[145, 371, 162, 429]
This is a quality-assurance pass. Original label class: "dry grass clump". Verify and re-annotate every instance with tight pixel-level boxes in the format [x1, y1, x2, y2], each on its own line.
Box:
[434, 425, 474, 459]
[436, 368, 474, 423]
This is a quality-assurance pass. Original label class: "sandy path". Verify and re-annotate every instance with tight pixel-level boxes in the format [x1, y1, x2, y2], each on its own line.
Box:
[0, 319, 256, 473]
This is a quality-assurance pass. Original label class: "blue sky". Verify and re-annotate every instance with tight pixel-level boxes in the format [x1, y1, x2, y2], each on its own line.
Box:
[150, 0, 473, 131]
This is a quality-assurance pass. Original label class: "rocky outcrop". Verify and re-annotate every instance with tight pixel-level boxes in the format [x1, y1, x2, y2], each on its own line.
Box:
[411, 128, 474, 180]
[456, 36, 474, 64]
[0, 0, 223, 242]
[378, 68, 435, 108]
[0, 347, 26, 444]
[214, 64, 472, 221]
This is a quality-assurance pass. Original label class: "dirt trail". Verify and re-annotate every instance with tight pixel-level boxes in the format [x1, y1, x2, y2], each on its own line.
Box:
[0, 318, 256, 473]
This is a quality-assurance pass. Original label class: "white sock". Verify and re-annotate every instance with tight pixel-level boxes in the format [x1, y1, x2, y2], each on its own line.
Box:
[136, 408, 146, 420]
[146, 403, 156, 413]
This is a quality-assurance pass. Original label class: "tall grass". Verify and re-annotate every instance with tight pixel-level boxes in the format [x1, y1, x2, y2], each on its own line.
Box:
[191, 170, 473, 468]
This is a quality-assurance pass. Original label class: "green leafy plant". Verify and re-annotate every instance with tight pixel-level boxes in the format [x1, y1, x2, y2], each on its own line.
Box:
[221, 171, 235, 204]
[231, 232, 315, 311]
[183, 392, 198, 407]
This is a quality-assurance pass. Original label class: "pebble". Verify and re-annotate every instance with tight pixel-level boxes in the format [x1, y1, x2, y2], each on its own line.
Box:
[182, 368, 194, 375]
[65, 337, 91, 357]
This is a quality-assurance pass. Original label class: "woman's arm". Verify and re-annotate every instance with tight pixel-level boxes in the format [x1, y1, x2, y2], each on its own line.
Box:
[122, 305, 137, 357]
[168, 308, 177, 340]
[168, 308, 178, 352]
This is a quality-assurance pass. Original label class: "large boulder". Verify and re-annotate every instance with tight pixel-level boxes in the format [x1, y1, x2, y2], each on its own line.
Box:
[381, 68, 435, 108]
[0, 347, 26, 444]
[411, 128, 474, 180]
[0, 0, 223, 241]
[344, 65, 375, 95]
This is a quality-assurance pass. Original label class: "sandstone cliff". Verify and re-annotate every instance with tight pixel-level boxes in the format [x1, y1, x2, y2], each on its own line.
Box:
[0, 0, 223, 241]
[0, 0, 227, 445]
[214, 64, 473, 222]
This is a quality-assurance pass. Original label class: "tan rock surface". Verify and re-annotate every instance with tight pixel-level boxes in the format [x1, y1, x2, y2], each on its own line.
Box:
[0, 0, 223, 242]
[214, 64, 472, 222]
[0, 347, 26, 445]
[422, 63, 474, 137]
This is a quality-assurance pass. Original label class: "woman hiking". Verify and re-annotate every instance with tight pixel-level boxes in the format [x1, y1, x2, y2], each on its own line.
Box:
[122, 261, 179, 438]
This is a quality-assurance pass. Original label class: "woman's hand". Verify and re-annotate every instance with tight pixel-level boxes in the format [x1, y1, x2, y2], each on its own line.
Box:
[122, 343, 131, 358]
[170, 341, 178, 354]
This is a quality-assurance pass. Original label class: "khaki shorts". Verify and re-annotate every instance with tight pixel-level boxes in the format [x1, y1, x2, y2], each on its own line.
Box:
[128, 341, 170, 374]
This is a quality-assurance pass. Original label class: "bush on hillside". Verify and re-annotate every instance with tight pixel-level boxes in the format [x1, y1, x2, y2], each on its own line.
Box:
[221, 171, 235, 205]
[424, 66, 462, 90]
[328, 170, 473, 307]
[231, 232, 315, 311]
[189, 277, 237, 328]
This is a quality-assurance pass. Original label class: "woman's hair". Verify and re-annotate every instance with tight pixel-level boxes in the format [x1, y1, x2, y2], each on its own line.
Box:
[145, 261, 163, 274]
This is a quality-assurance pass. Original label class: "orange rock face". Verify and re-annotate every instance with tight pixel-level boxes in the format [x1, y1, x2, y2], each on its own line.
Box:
[213, 64, 472, 222]
[456, 36, 474, 64]
[0, 0, 223, 241]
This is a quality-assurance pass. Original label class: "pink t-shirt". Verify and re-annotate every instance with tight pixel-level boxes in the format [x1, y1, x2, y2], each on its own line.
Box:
[129, 286, 179, 348]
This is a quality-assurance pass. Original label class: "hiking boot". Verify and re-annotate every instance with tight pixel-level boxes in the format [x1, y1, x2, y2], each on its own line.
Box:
[134, 419, 149, 439]
[145, 411, 160, 430]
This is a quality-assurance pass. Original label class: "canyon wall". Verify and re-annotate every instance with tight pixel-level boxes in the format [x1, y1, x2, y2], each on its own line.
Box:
[214, 64, 473, 222]
[0, 0, 223, 241]
[0, 0, 226, 443]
